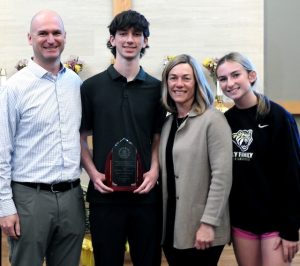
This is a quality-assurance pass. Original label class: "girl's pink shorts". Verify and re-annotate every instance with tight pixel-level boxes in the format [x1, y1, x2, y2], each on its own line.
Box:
[232, 227, 279, 240]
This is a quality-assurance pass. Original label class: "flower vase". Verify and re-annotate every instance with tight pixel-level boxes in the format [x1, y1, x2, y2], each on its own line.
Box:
[214, 81, 228, 113]
[215, 95, 228, 113]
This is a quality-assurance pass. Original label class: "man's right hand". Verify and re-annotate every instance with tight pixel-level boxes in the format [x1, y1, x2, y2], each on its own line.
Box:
[91, 171, 114, 193]
[0, 214, 20, 239]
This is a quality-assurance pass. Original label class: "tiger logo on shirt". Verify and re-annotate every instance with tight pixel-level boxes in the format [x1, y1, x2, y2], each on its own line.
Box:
[232, 129, 253, 152]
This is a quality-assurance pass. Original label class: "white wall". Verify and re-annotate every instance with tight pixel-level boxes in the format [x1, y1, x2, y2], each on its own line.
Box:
[265, 0, 300, 100]
[0, 0, 263, 94]
[135, 1, 263, 83]
[0, 0, 112, 79]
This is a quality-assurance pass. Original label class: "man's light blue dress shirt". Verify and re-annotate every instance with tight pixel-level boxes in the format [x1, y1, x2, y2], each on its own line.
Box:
[0, 60, 82, 217]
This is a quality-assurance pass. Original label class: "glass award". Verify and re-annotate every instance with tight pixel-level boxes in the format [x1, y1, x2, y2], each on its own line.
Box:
[105, 138, 143, 191]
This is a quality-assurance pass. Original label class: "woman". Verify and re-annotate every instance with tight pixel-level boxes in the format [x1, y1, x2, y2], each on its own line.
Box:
[216, 52, 300, 266]
[159, 54, 232, 266]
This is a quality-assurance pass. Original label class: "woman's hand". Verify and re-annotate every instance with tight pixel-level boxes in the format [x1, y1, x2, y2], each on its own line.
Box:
[194, 223, 215, 250]
[273, 238, 299, 262]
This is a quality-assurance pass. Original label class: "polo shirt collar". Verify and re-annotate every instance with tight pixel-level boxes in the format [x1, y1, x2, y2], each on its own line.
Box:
[108, 64, 146, 81]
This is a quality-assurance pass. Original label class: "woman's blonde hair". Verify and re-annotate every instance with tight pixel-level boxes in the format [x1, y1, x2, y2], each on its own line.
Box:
[216, 52, 270, 116]
[161, 54, 214, 115]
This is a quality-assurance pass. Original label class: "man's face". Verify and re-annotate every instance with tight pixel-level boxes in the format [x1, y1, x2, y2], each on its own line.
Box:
[28, 12, 66, 66]
[110, 28, 148, 60]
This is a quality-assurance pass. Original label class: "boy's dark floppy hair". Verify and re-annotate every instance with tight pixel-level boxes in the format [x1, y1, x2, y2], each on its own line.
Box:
[106, 10, 150, 58]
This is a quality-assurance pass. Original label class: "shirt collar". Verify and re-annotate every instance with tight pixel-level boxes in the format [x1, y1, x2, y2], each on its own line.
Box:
[28, 59, 66, 79]
[107, 64, 146, 81]
[188, 108, 199, 117]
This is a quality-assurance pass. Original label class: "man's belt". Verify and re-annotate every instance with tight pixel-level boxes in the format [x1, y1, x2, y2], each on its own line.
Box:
[12, 179, 80, 193]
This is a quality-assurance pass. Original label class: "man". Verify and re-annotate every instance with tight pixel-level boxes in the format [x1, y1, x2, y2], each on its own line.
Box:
[0, 10, 85, 266]
[80, 10, 165, 266]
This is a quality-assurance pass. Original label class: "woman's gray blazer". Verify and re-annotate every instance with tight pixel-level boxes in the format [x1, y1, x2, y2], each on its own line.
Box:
[159, 108, 232, 249]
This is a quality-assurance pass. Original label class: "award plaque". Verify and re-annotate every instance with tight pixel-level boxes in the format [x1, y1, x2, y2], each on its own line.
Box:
[105, 138, 143, 191]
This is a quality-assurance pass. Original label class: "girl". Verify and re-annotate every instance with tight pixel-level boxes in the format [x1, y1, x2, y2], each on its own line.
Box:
[216, 52, 300, 266]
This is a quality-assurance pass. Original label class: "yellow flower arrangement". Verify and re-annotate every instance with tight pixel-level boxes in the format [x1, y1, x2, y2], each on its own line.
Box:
[163, 55, 176, 66]
[64, 56, 84, 74]
[81, 235, 94, 266]
[203, 57, 229, 112]
[202, 57, 219, 84]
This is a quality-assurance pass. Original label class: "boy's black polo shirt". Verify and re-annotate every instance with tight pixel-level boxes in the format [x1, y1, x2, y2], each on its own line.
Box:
[80, 65, 165, 204]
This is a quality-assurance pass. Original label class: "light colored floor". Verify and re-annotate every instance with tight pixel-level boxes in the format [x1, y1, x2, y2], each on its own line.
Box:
[2, 234, 300, 266]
